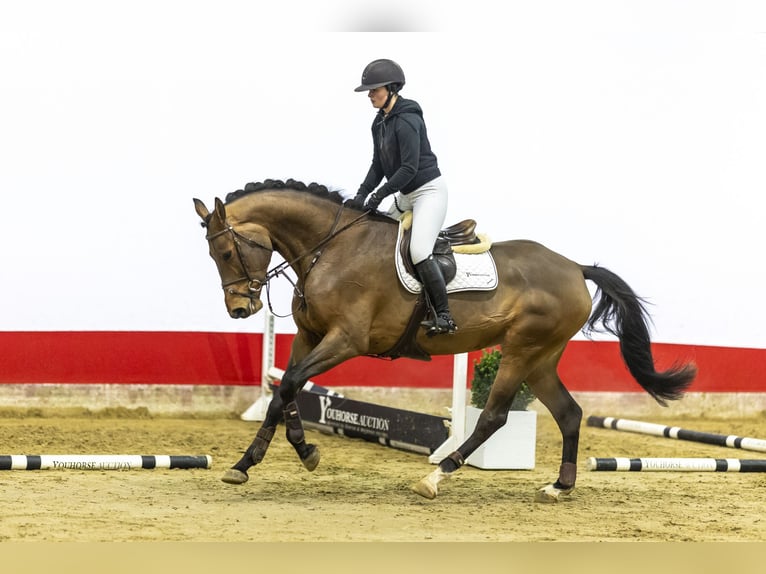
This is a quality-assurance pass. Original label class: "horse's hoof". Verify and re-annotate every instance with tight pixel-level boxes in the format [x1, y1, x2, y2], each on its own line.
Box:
[411, 477, 438, 499]
[411, 468, 450, 500]
[534, 483, 574, 503]
[301, 445, 320, 471]
[221, 468, 249, 485]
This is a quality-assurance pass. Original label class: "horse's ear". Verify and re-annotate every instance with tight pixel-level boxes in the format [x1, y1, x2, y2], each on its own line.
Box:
[214, 197, 226, 222]
[193, 198, 210, 221]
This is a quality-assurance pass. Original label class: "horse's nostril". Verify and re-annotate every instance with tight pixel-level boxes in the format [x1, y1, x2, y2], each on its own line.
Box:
[231, 308, 248, 319]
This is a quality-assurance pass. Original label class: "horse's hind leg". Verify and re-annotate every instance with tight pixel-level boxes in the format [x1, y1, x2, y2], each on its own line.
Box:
[412, 354, 527, 499]
[525, 356, 582, 503]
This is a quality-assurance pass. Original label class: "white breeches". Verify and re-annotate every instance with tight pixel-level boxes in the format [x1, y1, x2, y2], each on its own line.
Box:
[383, 176, 448, 265]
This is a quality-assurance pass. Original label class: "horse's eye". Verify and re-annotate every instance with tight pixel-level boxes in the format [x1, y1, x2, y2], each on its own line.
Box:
[222, 251, 233, 261]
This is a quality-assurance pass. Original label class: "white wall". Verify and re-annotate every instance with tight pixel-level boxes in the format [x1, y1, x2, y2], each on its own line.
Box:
[2, 1, 764, 348]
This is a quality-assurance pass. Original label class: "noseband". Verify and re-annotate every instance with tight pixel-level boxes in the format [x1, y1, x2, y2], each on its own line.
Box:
[205, 224, 271, 313]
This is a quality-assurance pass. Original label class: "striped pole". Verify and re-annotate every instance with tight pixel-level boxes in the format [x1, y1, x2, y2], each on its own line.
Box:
[0, 455, 212, 470]
[586, 415, 766, 453]
[587, 457, 766, 472]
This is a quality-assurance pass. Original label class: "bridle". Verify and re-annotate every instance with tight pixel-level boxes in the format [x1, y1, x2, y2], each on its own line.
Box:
[204, 205, 370, 317]
[205, 223, 272, 316]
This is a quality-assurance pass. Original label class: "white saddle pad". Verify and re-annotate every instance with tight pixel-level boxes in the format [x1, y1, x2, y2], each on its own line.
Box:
[394, 222, 499, 295]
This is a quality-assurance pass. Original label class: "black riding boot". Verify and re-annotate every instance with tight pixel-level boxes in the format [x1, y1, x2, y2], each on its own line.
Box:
[415, 256, 458, 336]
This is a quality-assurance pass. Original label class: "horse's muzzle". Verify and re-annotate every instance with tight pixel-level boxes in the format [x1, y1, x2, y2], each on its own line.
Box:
[228, 298, 262, 319]
[230, 307, 249, 319]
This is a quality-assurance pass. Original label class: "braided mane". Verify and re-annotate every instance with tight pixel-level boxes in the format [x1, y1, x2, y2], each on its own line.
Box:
[225, 178, 346, 205]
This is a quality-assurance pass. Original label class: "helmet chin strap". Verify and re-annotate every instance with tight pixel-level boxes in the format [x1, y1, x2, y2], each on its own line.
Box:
[383, 86, 398, 112]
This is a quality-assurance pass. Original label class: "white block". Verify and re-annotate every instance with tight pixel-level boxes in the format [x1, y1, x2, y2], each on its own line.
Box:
[464, 407, 537, 470]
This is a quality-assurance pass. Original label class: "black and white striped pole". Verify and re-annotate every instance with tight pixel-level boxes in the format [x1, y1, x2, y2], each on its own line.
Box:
[0, 455, 212, 471]
[586, 415, 766, 453]
[587, 457, 766, 472]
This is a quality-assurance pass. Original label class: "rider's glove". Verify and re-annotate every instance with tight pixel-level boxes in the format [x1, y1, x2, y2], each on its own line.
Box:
[364, 191, 383, 212]
[344, 191, 367, 210]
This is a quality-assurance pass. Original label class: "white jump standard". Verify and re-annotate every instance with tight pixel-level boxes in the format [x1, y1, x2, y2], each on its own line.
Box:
[586, 415, 766, 453]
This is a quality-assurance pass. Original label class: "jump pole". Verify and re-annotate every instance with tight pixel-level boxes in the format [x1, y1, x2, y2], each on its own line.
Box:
[587, 415, 766, 453]
[587, 457, 766, 472]
[0, 455, 212, 471]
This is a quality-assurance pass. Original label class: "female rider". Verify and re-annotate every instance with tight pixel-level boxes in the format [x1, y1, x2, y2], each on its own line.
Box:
[346, 58, 457, 336]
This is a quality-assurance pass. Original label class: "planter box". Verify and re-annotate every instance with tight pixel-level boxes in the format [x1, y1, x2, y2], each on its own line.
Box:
[464, 406, 537, 470]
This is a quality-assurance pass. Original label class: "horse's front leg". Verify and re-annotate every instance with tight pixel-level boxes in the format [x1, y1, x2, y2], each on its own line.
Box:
[278, 328, 365, 469]
[221, 388, 319, 484]
[221, 328, 357, 485]
[221, 393, 285, 485]
[280, 381, 321, 471]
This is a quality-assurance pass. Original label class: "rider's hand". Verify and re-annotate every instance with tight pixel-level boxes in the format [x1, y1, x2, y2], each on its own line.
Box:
[344, 192, 367, 210]
[364, 191, 383, 211]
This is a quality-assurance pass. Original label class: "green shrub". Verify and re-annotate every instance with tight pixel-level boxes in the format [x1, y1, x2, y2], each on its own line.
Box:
[469, 348, 536, 410]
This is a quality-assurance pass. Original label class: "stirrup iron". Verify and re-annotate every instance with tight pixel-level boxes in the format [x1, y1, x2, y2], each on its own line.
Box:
[421, 312, 458, 336]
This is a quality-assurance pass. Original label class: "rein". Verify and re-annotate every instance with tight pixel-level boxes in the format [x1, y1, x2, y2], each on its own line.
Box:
[262, 207, 371, 316]
[207, 205, 371, 318]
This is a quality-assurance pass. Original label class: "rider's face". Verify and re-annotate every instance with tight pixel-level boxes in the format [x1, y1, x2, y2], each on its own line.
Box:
[368, 86, 390, 109]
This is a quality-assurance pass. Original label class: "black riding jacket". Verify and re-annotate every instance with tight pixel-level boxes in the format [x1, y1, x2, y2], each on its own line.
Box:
[359, 97, 441, 199]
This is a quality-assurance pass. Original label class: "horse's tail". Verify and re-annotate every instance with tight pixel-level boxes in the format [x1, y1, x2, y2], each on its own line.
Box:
[581, 264, 697, 406]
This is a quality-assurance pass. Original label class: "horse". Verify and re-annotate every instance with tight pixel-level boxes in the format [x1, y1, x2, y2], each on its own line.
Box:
[193, 178, 697, 503]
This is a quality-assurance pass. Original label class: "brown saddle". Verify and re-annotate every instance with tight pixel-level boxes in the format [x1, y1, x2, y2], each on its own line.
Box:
[398, 219, 480, 284]
[440, 219, 480, 246]
[382, 219, 481, 362]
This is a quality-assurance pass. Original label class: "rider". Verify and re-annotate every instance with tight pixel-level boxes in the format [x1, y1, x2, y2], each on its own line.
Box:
[346, 58, 457, 336]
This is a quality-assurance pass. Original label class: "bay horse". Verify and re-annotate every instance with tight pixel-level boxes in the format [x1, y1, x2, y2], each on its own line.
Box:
[193, 178, 696, 503]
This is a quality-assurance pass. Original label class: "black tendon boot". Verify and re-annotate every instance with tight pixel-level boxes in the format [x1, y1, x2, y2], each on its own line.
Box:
[415, 256, 458, 336]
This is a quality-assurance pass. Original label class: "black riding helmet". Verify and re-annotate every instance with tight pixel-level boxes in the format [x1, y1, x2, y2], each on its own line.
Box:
[354, 59, 406, 93]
